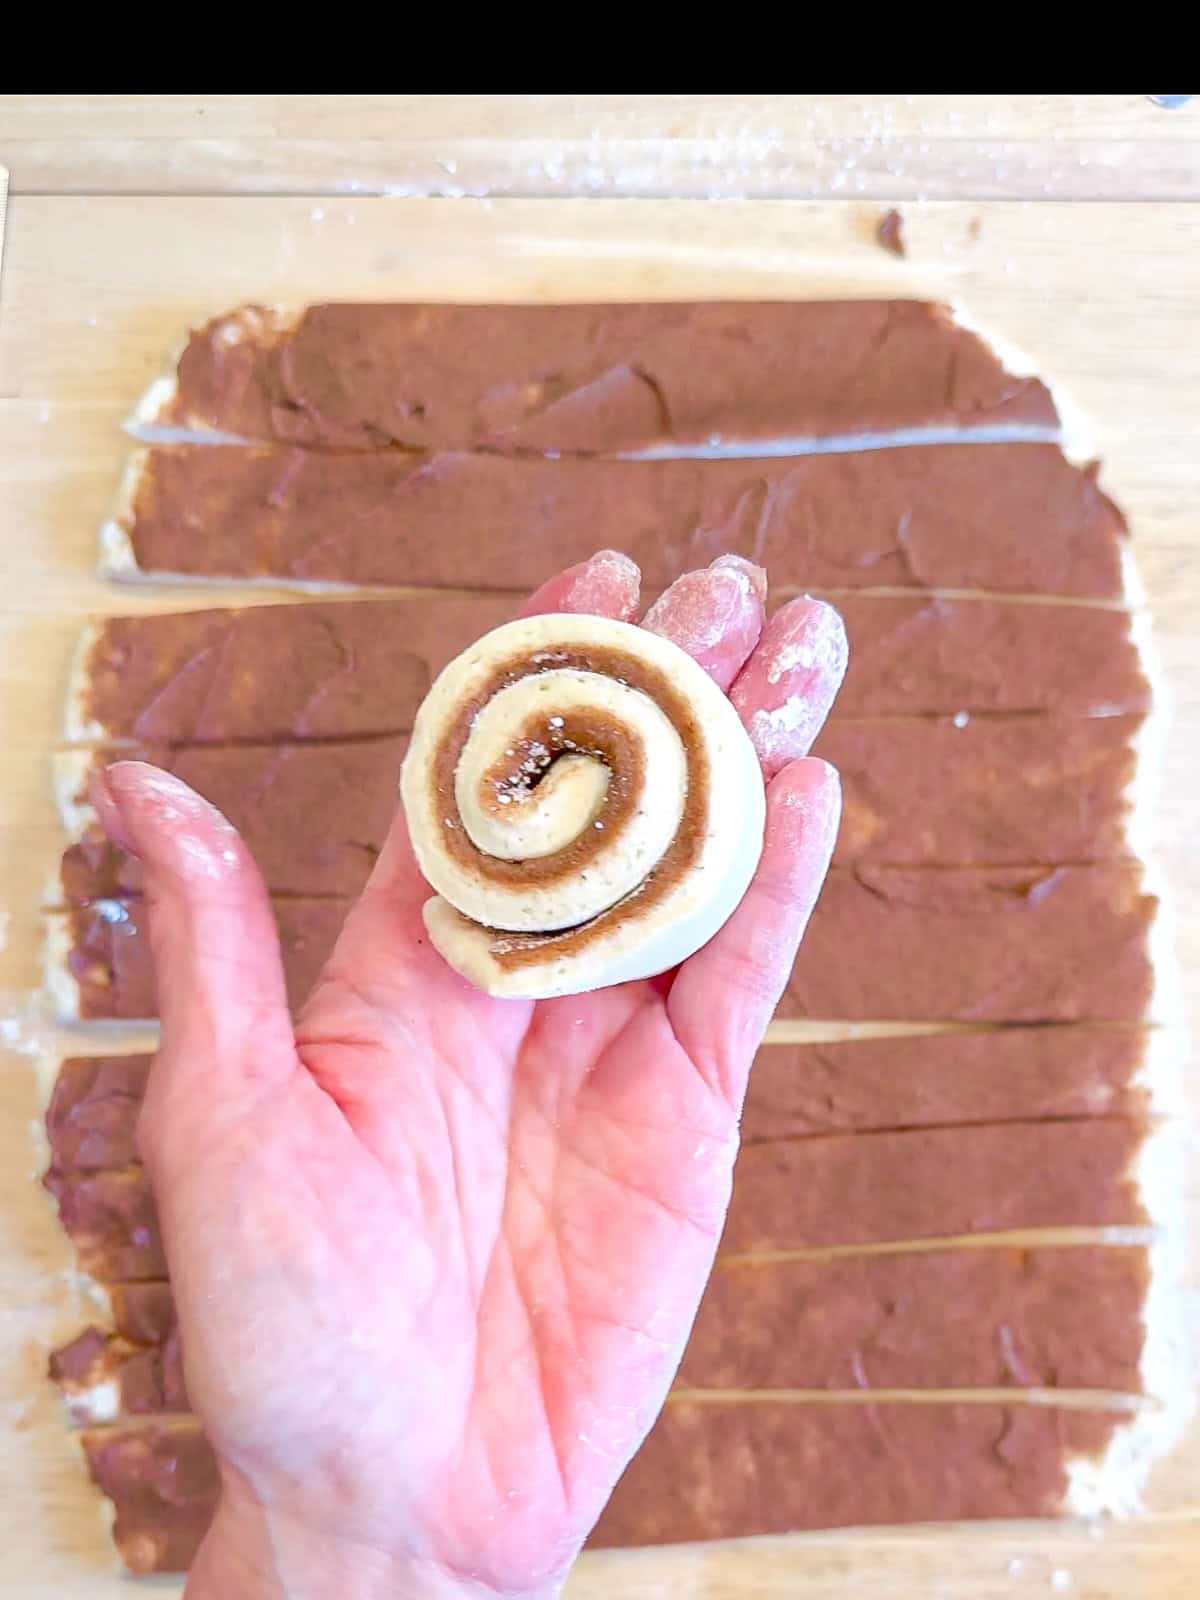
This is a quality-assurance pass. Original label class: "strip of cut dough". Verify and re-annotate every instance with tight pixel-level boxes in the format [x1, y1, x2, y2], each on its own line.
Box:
[76, 1398, 1169, 1572]
[124, 300, 1061, 454]
[97, 439, 1128, 598]
[64, 593, 1151, 756]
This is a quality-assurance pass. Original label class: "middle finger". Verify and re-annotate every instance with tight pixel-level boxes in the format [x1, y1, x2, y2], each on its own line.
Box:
[641, 554, 768, 689]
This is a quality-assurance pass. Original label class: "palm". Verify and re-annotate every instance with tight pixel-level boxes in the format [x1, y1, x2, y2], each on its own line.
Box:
[101, 553, 844, 1597]
[151, 894, 741, 1590]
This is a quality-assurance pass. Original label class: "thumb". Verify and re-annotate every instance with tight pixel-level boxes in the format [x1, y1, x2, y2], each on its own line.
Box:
[90, 762, 298, 1120]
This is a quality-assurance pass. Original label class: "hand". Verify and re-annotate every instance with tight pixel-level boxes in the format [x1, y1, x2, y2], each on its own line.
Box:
[91, 552, 846, 1600]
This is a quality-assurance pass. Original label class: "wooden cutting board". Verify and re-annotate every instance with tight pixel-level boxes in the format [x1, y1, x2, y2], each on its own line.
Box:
[0, 98, 1196, 1597]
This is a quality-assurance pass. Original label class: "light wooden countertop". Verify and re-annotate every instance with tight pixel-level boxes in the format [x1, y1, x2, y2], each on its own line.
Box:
[0, 96, 1196, 1598]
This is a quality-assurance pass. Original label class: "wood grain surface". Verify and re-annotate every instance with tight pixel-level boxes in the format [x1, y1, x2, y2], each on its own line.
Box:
[0, 96, 1196, 1598]
[1, 94, 1198, 199]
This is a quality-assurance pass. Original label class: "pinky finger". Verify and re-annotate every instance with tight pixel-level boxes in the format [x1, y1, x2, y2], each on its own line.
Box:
[730, 596, 848, 778]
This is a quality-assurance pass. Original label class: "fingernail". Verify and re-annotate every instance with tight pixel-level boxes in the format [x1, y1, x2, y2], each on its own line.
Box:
[566, 549, 641, 620]
[709, 553, 768, 606]
[644, 563, 757, 643]
[805, 755, 843, 815]
[643, 570, 724, 649]
[770, 756, 843, 840]
[808, 757, 844, 847]
[761, 597, 848, 687]
[89, 765, 138, 856]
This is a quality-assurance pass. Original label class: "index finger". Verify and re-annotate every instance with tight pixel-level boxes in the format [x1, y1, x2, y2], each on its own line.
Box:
[518, 548, 641, 620]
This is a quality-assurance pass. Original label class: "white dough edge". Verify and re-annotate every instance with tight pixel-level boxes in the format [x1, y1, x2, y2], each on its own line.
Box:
[1064, 1114, 1196, 1518]
[52, 748, 97, 834]
[96, 439, 368, 592]
[62, 620, 108, 743]
[61, 1376, 123, 1429]
[1117, 599, 1180, 1039]
[42, 754, 127, 1023]
[94, 446, 149, 583]
[43, 916, 82, 1023]
[39, 911, 162, 1029]
[404, 614, 766, 999]
[1063, 505, 1193, 1516]
[123, 304, 288, 444]
[947, 302, 1096, 467]
[1127, 562, 1186, 1040]
[45, 750, 102, 906]
[68, 1421, 203, 1575]
[30, 1042, 158, 1431]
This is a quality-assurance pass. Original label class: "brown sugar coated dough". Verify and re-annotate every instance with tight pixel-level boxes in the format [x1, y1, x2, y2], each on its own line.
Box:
[58, 1247, 1143, 1416]
[75, 595, 511, 746]
[742, 1029, 1151, 1139]
[39, 1056, 1151, 1404]
[51, 868, 1155, 1035]
[812, 714, 1139, 866]
[681, 1247, 1148, 1392]
[43, 1166, 165, 1281]
[59, 738, 408, 902]
[49, 1282, 186, 1418]
[150, 300, 1058, 453]
[108, 1285, 186, 1411]
[113, 442, 1126, 600]
[80, 1404, 1126, 1569]
[778, 863, 1156, 1022]
[42, 1028, 1153, 1185]
[828, 595, 1149, 717]
[590, 1402, 1125, 1545]
[112, 1282, 179, 1346]
[72, 593, 1148, 756]
[47, 1327, 110, 1391]
[51, 1318, 187, 1417]
[53, 896, 347, 1020]
[45, 1054, 151, 1173]
[82, 1422, 217, 1574]
[723, 1118, 1147, 1252]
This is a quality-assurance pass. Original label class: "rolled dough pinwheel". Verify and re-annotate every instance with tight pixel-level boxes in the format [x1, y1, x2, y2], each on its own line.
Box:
[400, 614, 766, 998]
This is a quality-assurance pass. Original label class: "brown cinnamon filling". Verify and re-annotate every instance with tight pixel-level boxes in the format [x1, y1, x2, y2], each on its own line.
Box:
[467, 709, 642, 857]
[428, 643, 710, 970]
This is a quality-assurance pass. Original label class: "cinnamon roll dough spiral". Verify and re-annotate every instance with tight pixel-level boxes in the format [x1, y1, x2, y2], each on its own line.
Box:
[400, 614, 766, 998]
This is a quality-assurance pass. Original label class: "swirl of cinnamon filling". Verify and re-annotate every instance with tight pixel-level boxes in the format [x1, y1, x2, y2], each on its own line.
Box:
[400, 614, 766, 998]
